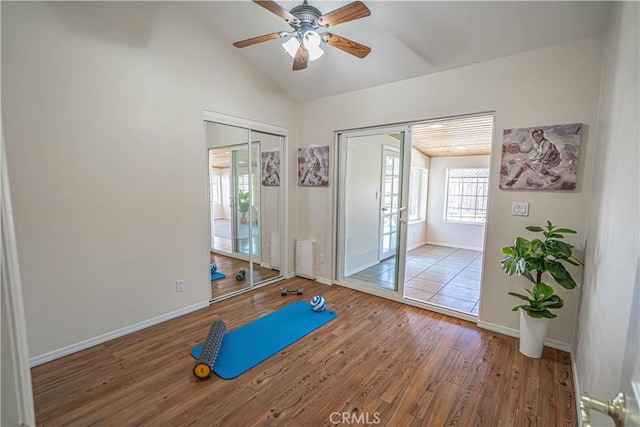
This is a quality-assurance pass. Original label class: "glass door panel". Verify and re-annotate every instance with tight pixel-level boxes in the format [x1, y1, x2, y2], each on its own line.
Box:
[205, 119, 285, 301]
[206, 122, 252, 298]
[338, 128, 411, 294]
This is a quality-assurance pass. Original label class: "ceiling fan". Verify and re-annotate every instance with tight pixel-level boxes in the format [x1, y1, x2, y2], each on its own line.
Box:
[233, 0, 371, 71]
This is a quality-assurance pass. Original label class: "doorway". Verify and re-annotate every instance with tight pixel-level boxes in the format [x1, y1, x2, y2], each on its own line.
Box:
[204, 113, 287, 301]
[336, 113, 493, 319]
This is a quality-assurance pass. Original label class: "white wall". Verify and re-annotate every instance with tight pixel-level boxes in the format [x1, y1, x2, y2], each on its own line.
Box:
[298, 36, 604, 346]
[407, 147, 430, 250]
[1, 2, 297, 360]
[425, 155, 490, 251]
[575, 2, 639, 424]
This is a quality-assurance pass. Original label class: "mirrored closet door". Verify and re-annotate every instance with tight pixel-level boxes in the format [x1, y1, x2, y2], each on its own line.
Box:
[205, 117, 285, 301]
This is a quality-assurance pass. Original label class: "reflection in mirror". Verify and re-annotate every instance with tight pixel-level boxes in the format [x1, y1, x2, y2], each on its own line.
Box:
[206, 121, 283, 300]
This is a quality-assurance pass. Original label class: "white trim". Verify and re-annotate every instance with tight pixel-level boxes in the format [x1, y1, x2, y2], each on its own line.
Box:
[407, 240, 429, 251]
[316, 276, 333, 286]
[476, 320, 572, 352]
[425, 241, 484, 252]
[572, 350, 583, 427]
[202, 110, 288, 137]
[285, 271, 296, 279]
[2, 129, 36, 426]
[29, 301, 210, 367]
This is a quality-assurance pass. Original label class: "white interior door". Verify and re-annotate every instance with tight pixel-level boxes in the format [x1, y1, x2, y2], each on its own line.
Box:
[379, 147, 400, 260]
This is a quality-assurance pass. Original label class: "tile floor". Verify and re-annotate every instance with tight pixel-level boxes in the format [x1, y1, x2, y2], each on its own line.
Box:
[348, 244, 483, 316]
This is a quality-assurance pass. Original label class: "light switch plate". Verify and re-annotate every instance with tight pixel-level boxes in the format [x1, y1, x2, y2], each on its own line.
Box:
[512, 202, 529, 216]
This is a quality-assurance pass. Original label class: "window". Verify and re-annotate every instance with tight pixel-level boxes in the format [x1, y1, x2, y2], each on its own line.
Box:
[408, 168, 428, 222]
[238, 174, 249, 193]
[445, 168, 489, 223]
[210, 170, 221, 205]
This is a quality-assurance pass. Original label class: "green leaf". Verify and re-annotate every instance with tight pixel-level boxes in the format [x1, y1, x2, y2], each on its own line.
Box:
[532, 282, 554, 300]
[514, 237, 532, 255]
[540, 295, 564, 309]
[501, 246, 515, 256]
[547, 240, 574, 257]
[546, 261, 577, 289]
[525, 226, 544, 233]
[553, 228, 577, 234]
[501, 256, 518, 275]
[508, 292, 533, 303]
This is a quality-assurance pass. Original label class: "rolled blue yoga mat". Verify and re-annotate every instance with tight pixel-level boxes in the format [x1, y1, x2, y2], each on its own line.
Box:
[191, 301, 337, 379]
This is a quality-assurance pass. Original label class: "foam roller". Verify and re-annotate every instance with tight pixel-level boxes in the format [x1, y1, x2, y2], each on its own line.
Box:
[192, 320, 226, 380]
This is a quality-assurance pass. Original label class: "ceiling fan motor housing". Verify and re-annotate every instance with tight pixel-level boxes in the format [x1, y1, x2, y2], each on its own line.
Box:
[290, 2, 322, 28]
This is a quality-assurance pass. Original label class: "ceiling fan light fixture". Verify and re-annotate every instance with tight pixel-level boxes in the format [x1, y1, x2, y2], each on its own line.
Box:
[283, 30, 324, 62]
[282, 36, 300, 58]
[303, 30, 324, 61]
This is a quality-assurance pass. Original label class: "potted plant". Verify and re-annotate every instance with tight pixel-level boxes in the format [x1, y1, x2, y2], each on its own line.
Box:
[237, 189, 250, 224]
[500, 221, 583, 358]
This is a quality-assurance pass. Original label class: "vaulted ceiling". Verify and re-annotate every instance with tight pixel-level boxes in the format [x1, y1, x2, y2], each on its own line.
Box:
[187, 1, 612, 102]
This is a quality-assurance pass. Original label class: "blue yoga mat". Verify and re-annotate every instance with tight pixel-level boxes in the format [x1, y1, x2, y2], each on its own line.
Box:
[211, 272, 225, 281]
[191, 301, 337, 379]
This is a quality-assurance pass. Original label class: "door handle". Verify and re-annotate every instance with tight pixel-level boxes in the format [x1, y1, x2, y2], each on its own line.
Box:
[398, 206, 407, 224]
[580, 391, 626, 427]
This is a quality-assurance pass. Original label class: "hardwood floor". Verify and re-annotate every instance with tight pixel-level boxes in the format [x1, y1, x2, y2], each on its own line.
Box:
[31, 278, 577, 426]
[211, 252, 279, 299]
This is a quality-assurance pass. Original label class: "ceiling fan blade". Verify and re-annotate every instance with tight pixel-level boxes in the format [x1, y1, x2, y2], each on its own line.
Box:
[293, 44, 308, 70]
[317, 1, 370, 27]
[233, 32, 283, 48]
[253, 0, 298, 23]
[322, 33, 371, 58]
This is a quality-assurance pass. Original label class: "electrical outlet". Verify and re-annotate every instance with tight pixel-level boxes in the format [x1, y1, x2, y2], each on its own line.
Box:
[176, 279, 185, 293]
[320, 254, 325, 264]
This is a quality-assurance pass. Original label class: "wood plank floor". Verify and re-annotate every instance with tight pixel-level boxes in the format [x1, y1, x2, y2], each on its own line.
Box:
[31, 278, 577, 426]
[211, 252, 279, 299]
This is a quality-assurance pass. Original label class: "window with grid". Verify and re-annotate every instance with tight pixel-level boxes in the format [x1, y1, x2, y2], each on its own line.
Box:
[238, 175, 250, 193]
[445, 168, 489, 223]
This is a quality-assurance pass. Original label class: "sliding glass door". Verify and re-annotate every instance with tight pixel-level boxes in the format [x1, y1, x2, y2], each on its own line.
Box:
[205, 116, 286, 301]
[336, 126, 412, 296]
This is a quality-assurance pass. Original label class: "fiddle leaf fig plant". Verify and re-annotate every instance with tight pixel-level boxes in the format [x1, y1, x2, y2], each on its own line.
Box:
[501, 221, 583, 319]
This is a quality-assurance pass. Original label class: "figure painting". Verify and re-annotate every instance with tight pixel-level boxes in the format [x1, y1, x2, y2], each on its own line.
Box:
[500, 123, 582, 190]
[298, 146, 329, 187]
[261, 151, 280, 186]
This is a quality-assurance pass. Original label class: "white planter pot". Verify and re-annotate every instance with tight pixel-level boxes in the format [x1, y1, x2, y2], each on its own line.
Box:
[518, 309, 550, 358]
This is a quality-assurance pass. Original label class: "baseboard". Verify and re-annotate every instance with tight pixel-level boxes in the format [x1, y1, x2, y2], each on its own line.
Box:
[408, 241, 428, 251]
[285, 272, 296, 279]
[476, 320, 572, 352]
[260, 261, 271, 269]
[29, 300, 210, 367]
[316, 276, 333, 286]
[571, 345, 583, 427]
[425, 241, 483, 252]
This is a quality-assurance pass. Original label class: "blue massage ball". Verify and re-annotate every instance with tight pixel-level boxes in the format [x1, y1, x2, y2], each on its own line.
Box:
[210, 263, 217, 273]
[310, 295, 326, 312]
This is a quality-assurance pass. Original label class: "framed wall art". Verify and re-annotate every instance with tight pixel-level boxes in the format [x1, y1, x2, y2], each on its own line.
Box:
[500, 123, 582, 190]
[298, 146, 329, 187]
